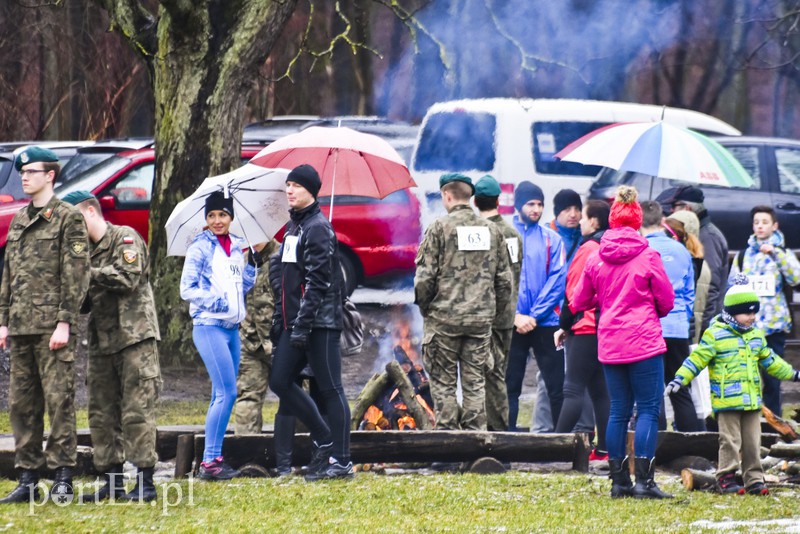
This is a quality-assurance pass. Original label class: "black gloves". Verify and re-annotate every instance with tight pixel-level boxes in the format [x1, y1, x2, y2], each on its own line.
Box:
[247, 249, 264, 267]
[290, 327, 311, 350]
[269, 319, 283, 347]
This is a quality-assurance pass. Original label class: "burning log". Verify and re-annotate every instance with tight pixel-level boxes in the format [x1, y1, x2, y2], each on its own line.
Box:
[351, 372, 392, 427]
[386, 360, 433, 429]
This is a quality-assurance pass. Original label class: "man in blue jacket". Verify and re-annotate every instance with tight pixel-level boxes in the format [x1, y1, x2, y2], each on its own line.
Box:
[640, 201, 702, 431]
[505, 181, 567, 431]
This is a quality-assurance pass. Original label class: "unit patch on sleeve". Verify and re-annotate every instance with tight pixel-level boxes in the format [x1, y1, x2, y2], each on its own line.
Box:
[123, 250, 138, 264]
[70, 241, 86, 255]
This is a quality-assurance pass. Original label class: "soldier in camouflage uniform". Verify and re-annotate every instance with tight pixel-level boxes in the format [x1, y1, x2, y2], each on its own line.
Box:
[63, 191, 161, 503]
[0, 147, 90, 504]
[474, 176, 521, 431]
[234, 240, 280, 434]
[414, 173, 513, 431]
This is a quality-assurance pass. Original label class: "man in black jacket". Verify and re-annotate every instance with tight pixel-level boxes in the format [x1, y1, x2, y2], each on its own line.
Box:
[268, 164, 352, 481]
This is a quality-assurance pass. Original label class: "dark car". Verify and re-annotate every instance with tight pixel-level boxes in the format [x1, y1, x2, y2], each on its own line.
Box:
[587, 136, 800, 249]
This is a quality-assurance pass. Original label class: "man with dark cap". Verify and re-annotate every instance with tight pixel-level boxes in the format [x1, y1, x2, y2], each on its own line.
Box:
[474, 175, 520, 431]
[268, 164, 353, 481]
[62, 190, 161, 502]
[667, 185, 729, 334]
[533, 188, 595, 435]
[415, 173, 513, 431]
[505, 181, 567, 432]
[0, 147, 90, 503]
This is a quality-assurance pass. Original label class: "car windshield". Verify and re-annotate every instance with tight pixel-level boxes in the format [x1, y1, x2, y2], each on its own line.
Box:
[58, 152, 118, 186]
[56, 155, 131, 196]
[413, 111, 496, 172]
[532, 121, 607, 177]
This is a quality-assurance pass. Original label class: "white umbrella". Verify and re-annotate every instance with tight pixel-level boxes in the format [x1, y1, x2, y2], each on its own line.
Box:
[165, 164, 291, 256]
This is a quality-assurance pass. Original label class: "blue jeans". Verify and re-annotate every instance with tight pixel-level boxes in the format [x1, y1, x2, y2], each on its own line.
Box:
[193, 324, 241, 463]
[603, 355, 664, 460]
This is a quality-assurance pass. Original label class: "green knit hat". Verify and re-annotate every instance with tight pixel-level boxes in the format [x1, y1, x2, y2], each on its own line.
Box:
[724, 273, 760, 315]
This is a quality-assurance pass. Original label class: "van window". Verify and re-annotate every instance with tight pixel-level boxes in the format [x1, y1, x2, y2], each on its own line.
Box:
[414, 111, 496, 172]
[725, 145, 761, 189]
[776, 147, 800, 194]
[532, 122, 607, 177]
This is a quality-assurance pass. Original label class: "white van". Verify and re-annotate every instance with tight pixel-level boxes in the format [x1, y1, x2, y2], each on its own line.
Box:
[409, 98, 741, 216]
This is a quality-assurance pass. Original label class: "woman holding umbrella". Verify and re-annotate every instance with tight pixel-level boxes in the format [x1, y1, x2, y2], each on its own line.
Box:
[180, 191, 258, 480]
[268, 164, 352, 481]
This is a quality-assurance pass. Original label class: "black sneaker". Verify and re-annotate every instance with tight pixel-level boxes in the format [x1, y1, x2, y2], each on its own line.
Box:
[717, 473, 745, 495]
[745, 481, 769, 496]
[305, 460, 354, 482]
[198, 457, 240, 481]
[304, 442, 333, 475]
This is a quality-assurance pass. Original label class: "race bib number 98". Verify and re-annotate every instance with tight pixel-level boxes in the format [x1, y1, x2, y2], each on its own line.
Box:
[456, 226, 490, 251]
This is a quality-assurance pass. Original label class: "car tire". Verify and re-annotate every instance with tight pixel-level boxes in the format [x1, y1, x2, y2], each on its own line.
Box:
[339, 251, 359, 296]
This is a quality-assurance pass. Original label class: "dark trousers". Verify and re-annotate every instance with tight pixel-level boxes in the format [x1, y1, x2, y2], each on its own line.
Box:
[554, 334, 609, 452]
[661, 337, 705, 432]
[763, 333, 786, 416]
[269, 328, 350, 462]
[506, 326, 564, 431]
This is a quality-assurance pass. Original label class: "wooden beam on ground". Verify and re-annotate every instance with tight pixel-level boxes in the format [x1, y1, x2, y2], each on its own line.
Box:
[174, 434, 196, 479]
[193, 431, 587, 472]
[681, 468, 717, 491]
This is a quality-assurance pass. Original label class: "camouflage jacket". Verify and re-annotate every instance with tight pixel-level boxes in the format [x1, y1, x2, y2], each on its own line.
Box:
[488, 214, 522, 330]
[240, 240, 279, 355]
[0, 195, 90, 335]
[86, 222, 160, 355]
[414, 204, 513, 329]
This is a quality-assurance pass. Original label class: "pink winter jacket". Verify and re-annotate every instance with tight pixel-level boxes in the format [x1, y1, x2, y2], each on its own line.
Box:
[570, 226, 674, 365]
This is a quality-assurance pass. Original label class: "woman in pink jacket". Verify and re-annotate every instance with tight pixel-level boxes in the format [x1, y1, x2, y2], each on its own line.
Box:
[571, 186, 675, 500]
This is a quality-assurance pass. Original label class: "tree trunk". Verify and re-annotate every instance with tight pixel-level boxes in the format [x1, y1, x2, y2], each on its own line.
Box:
[95, 0, 299, 364]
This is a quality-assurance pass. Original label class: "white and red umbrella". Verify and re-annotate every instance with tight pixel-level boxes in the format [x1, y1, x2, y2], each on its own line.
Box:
[249, 126, 416, 219]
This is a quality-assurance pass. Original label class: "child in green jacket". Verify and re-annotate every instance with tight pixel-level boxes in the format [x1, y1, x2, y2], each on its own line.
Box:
[665, 274, 800, 496]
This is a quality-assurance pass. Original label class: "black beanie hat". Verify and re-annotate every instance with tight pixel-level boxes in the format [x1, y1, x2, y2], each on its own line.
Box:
[514, 181, 544, 213]
[287, 164, 322, 198]
[205, 191, 234, 219]
[553, 189, 582, 217]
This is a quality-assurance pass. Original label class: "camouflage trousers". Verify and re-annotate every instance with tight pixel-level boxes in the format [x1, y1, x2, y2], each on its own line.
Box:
[9, 334, 77, 470]
[422, 323, 490, 431]
[88, 338, 161, 471]
[234, 345, 271, 435]
[486, 328, 512, 431]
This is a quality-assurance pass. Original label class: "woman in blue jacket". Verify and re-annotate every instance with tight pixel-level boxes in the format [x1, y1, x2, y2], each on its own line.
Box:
[180, 191, 256, 480]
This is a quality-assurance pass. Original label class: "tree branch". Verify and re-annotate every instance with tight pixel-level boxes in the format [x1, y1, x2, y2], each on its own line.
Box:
[92, 0, 157, 61]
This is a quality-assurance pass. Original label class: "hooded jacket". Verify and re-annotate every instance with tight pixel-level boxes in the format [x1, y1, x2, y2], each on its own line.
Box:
[729, 229, 800, 335]
[645, 231, 695, 339]
[570, 226, 674, 364]
[272, 201, 343, 332]
[180, 230, 256, 328]
[513, 214, 566, 327]
[674, 317, 796, 412]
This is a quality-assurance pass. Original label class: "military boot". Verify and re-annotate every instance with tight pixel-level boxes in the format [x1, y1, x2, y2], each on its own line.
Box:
[274, 414, 296, 476]
[0, 469, 40, 504]
[83, 464, 125, 503]
[632, 457, 672, 499]
[119, 467, 157, 502]
[49, 467, 74, 504]
[608, 457, 633, 498]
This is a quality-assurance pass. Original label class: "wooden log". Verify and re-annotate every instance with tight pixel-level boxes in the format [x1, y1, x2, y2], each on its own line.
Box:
[681, 468, 717, 491]
[350, 372, 391, 428]
[468, 457, 506, 474]
[572, 432, 591, 473]
[385, 360, 432, 430]
[762, 405, 798, 442]
[195, 431, 582, 467]
[174, 434, 195, 479]
[768, 442, 800, 458]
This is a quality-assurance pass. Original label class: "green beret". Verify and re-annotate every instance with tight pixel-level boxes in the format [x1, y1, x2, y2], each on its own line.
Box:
[62, 190, 96, 206]
[15, 146, 59, 172]
[439, 172, 475, 194]
[474, 175, 501, 197]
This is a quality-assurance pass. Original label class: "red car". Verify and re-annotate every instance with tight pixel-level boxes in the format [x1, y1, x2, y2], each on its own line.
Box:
[0, 147, 421, 293]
